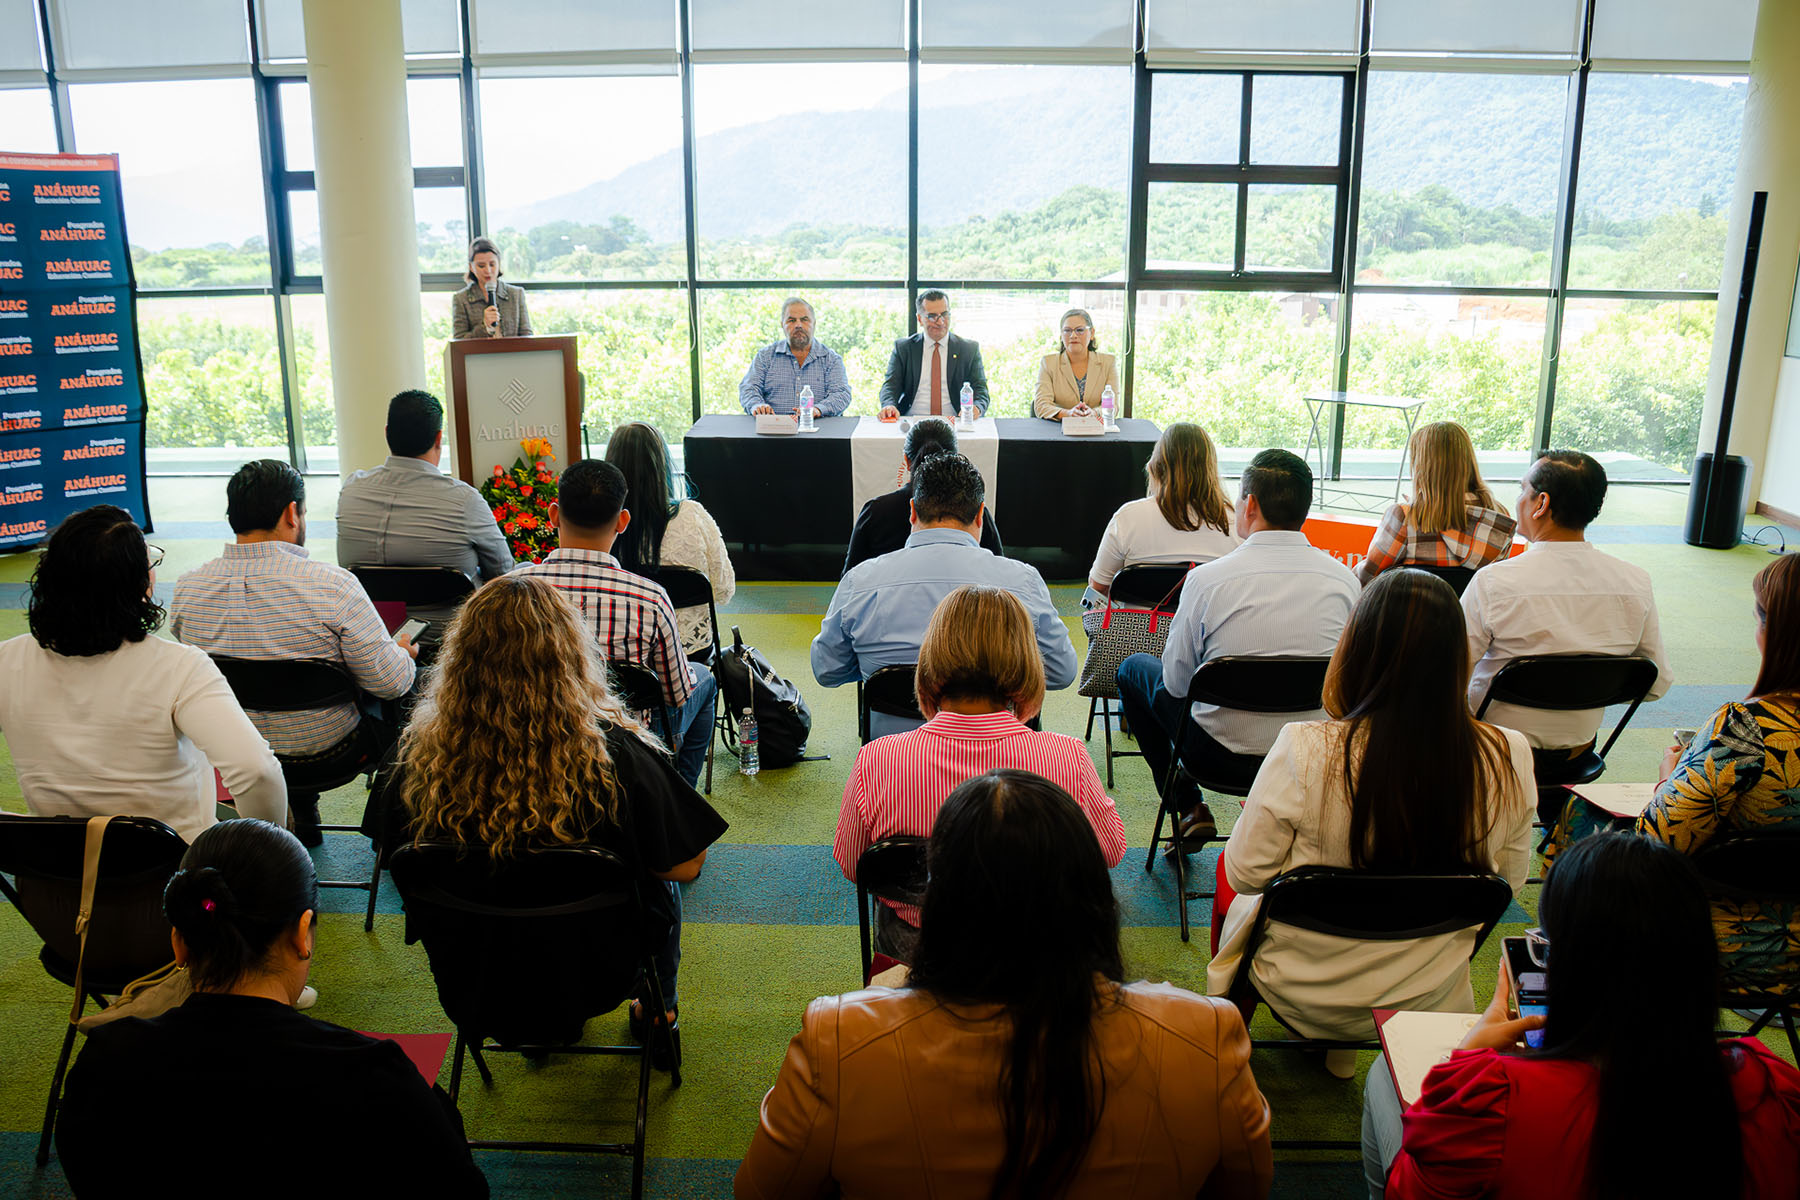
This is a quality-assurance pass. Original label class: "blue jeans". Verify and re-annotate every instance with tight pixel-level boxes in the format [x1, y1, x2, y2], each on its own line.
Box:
[665, 661, 718, 789]
[1361, 1058, 1404, 1199]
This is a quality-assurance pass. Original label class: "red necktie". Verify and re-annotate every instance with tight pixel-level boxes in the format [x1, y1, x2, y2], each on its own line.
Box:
[929, 342, 943, 416]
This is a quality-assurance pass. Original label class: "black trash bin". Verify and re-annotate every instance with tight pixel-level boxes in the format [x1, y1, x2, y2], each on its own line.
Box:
[1684, 452, 1752, 549]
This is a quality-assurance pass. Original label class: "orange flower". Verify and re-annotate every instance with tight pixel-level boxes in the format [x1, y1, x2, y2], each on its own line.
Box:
[520, 514, 538, 530]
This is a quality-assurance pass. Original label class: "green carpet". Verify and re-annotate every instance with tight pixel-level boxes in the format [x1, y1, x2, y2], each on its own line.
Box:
[0, 477, 1793, 1198]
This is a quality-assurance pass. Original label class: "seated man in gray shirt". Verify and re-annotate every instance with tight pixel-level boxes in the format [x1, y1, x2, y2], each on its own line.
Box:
[336, 389, 514, 622]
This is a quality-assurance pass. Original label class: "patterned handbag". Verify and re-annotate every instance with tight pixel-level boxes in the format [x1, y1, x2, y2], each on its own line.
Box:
[1077, 577, 1186, 699]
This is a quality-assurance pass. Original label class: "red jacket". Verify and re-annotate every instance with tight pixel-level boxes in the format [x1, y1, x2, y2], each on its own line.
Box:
[1387, 1039, 1800, 1199]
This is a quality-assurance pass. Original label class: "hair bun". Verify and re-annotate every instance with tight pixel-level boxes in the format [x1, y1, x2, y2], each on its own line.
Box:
[165, 864, 238, 922]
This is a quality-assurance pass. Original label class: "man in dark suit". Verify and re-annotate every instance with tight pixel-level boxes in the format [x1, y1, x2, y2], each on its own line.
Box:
[843, 417, 1004, 575]
[877, 290, 991, 419]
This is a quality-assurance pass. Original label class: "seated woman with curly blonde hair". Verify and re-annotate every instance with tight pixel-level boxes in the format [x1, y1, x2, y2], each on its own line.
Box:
[378, 573, 727, 1060]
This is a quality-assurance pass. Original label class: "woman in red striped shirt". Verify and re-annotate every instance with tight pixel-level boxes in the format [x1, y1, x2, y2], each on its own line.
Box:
[833, 585, 1126, 959]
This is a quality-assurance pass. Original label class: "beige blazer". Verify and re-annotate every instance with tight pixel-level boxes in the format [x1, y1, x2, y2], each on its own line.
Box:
[735, 981, 1273, 1200]
[1034, 350, 1120, 419]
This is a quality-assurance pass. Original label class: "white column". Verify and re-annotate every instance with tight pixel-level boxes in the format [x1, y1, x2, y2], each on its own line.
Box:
[1700, 0, 1800, 508]
[301, 0, 425, 479]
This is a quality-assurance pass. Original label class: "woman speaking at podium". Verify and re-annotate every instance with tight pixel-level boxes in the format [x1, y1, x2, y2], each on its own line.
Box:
[451, 236, 532, 339]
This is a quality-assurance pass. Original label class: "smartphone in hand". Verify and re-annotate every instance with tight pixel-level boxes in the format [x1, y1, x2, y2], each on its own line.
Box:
[1673, 728, 1698, 749]
[1502, 936, 1549, 1050]
[396, 619, 429, 644]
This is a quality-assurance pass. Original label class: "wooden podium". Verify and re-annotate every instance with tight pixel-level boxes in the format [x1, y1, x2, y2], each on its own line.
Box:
[444, 335, 582, 484]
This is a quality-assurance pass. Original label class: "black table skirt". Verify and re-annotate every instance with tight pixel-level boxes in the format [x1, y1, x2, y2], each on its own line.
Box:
[681, 415, 1160, 580]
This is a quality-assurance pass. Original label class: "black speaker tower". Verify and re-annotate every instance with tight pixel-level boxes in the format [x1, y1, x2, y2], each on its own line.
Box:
[1684, 190, 1767, 549]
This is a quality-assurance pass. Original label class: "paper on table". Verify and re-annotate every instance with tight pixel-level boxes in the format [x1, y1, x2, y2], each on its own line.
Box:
[1061, 410, 1105, 436]
[1377, 1010, 1478, 1107]
[1568, 782, 1657, 819]
[754, 413, 799, 435]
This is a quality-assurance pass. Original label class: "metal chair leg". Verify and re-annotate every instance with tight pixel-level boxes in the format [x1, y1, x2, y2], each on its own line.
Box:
[468, 1041, 495, 1087]
[1102, 699, 1115, 789]
[1084, 696, 1097, 740]
[37, 1020, 79, 1166]
[1172, 817, 1190, 943]
[857, 887, 873, 986]
[449, 1031, 467, 1103]
[1145, 805, 1167, 873]
[363, 840, 381, 932]
[703, 685, 717, 795]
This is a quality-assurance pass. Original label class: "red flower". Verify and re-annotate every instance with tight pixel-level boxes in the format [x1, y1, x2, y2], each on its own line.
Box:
[504, 522, 519, 536]
[492, 464, 504, 477]
[520, 485, 534, 498]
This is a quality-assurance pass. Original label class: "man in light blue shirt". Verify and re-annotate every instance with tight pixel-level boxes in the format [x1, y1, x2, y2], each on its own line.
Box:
[812, 453, 1076, 739]
[739, 297, 852, 418]
[1117, 448, 1360, 841]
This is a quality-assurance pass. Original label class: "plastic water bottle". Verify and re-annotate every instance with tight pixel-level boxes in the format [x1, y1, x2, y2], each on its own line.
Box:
[958, 382, 976, 430]
[1100, 384, 1117, 430]
[796, 385, 816, 431]
[738, 706, 760, 776]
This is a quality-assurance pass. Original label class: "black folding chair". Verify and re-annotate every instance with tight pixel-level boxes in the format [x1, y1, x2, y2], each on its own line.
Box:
[854, 837, 929, 985]
[1225, 866, 1513, 1150]
[1145, 655, 1332, 942]
[348, 565, 477, 611]
[0, 814, 186, 1166]
[1475, 654, 1659, 828]
[1692, 830, 1800, 1059]
[857, 663, 924, 745]
[388, 842, 675, 1200]
[1082, 564, 1192, 788]
[607, 660, 678, 750]
[646, 566, 723, 793]
[211, 656, 390, 930]
[1405, 564, 1476, 596]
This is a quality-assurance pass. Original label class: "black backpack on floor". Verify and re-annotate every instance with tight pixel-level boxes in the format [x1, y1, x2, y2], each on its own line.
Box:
[717, 625, 815, 768]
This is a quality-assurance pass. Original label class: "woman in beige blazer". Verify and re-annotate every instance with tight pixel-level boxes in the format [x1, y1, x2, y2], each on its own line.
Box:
[1034, 307, 1120, 419]
[735, 769, 1272, 1200]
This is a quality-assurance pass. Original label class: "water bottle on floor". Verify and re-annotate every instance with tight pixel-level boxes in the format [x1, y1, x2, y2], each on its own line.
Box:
[797, 385, 816, 432]
[738, 706, 760, 776]
[958, 382, 976, 430]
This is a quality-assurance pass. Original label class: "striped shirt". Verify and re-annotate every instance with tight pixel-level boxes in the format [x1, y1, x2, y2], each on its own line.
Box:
[833, 710, 1128, 923]
[170, 541, 417, 756]
[514, 547, 694, 707]
[1356, 497, 1516, 586]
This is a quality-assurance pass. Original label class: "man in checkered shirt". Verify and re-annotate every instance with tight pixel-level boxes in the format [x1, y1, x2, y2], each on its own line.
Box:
[171, 459, 419, 845]
[515, 459, 718, 788]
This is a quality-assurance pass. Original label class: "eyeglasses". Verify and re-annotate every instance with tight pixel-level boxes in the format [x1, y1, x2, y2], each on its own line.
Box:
[1525, 926, 1549, 968]
[146, 544, 166, 571]
[1061, 325, 1090, 336]
[921, 312, 950, 324]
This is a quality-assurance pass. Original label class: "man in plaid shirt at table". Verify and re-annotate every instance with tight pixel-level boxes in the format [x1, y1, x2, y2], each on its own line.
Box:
[516, 458, 718, 788]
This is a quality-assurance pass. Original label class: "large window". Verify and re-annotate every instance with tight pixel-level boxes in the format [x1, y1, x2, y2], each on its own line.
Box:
[139, 295, 292, 469]
[1568, 74, 1747, 291]
[1132, 290, 1336, 456]
[1356, 72, 1565, 288]
[1555, 297, 1717, 476]
[478, 75, 685, 282]
[0, 87, 58, 152]
[917, 65, 1132, 281]
[692, 63, 907, 280]
[68, 79, 270, 288]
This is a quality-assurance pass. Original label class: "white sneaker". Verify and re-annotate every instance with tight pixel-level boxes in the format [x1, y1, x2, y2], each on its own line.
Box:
[295, 985, 319, 1011]
[1324, 1049, 1358, 1079]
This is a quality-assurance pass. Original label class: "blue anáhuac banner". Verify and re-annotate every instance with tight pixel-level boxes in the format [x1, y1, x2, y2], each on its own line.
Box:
[0, 150, 150, 550]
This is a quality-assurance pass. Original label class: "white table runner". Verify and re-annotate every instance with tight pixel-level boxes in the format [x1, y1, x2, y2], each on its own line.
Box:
[848, 415, 1000, 519]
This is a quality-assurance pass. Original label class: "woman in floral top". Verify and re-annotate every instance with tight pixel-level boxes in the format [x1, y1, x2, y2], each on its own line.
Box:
[1549, 553, 1800, 998]
[1357, 421, 1515, 586]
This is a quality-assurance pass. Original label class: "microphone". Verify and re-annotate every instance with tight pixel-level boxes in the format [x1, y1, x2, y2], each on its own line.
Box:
[485, 283, 498, 336]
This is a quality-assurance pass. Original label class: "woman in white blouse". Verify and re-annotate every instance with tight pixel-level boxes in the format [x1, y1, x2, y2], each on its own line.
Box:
[1088, 422, 1240, 596]
[605, 421, 737, 658]
[0, 506, 286, 843]
[1205, 568, 1535, 1074]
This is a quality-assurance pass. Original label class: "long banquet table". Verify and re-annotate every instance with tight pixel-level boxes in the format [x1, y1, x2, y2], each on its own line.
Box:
[681, 415, 1161, 580]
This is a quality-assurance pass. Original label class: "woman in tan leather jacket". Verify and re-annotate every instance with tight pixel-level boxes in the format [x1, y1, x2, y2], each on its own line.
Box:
[736, 769, 1273, 1200]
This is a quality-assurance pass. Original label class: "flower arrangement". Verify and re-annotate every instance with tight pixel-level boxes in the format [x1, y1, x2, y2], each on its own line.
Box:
[481, 437, 558, 563]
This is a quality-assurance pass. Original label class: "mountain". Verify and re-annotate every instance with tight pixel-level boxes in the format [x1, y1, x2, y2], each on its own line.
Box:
[492, 71, 1747, 242]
